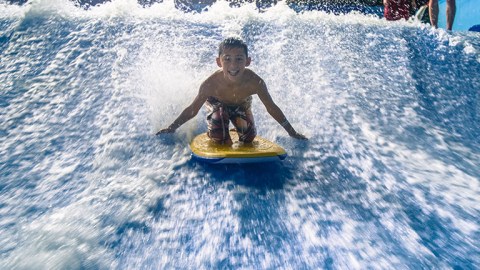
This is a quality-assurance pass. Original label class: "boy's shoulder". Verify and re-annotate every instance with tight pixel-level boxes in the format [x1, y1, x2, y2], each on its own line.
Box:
[244, 69, 266, 87]
[201, 71, 222, 87]
[242, 69, 265, 85]
[202, 70, 222, 82]
[243, 68, 259, 76]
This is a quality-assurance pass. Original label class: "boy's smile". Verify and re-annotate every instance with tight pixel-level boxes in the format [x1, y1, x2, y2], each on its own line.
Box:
[228, 70, 240, 76]
[216, 47, 251, 82]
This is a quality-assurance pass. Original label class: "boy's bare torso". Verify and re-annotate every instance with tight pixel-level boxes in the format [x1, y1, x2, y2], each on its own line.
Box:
[201, 69, 263, 105]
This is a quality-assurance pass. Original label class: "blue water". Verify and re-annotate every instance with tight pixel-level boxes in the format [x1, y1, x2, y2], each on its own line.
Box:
[1, 1, 479, 269]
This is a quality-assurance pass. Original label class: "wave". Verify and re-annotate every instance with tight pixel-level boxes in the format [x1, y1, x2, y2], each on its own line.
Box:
[1, 1, 479, 268]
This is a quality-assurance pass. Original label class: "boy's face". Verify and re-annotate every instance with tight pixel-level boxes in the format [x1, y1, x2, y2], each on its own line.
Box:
[216, 47, 251, 82]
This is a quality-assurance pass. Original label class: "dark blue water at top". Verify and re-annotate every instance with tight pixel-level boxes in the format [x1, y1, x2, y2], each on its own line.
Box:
[0, 1, 479, 269]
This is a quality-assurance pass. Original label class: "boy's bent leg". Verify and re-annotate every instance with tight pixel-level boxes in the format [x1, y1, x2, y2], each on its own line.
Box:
[207, 106, 232, 144]
[232, 110, 256, 143]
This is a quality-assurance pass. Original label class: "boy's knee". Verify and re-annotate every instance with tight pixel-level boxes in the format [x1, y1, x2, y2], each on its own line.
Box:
[210, 111, 229, 122]
[208, 129, 231, 144]
[239, 127, 256, 143]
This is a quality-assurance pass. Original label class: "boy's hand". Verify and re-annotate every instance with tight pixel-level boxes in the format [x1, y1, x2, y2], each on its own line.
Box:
[156, 127, 175, 135]
[289, 132, 308, 140]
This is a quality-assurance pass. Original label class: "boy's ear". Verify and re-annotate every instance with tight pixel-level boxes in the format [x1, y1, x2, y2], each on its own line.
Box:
[216, 57, 222, 67]
[246, 57, 251, 67]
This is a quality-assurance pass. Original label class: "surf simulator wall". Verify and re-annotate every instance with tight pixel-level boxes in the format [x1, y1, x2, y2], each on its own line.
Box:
[1, 0, 479, 269]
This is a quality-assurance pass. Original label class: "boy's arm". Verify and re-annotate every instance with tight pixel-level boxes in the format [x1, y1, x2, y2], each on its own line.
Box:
[256, 81, 307, 140]
[156, 87, 208, 135]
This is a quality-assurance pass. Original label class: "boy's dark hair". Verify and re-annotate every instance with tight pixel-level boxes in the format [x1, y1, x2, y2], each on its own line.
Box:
[218, 37, 248, 57]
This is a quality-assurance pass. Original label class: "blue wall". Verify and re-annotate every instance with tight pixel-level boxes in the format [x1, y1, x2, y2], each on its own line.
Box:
[438, 0, 480, 31]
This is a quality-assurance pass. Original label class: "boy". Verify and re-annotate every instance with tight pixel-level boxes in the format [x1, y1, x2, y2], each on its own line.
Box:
[156, 37, 307, 144]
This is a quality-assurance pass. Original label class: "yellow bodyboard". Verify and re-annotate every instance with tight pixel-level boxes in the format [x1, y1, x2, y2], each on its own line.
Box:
[190, 131, 287, 164]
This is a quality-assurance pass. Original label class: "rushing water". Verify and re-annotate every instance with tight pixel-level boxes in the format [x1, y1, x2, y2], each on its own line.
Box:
[1, 1, 479, 269]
